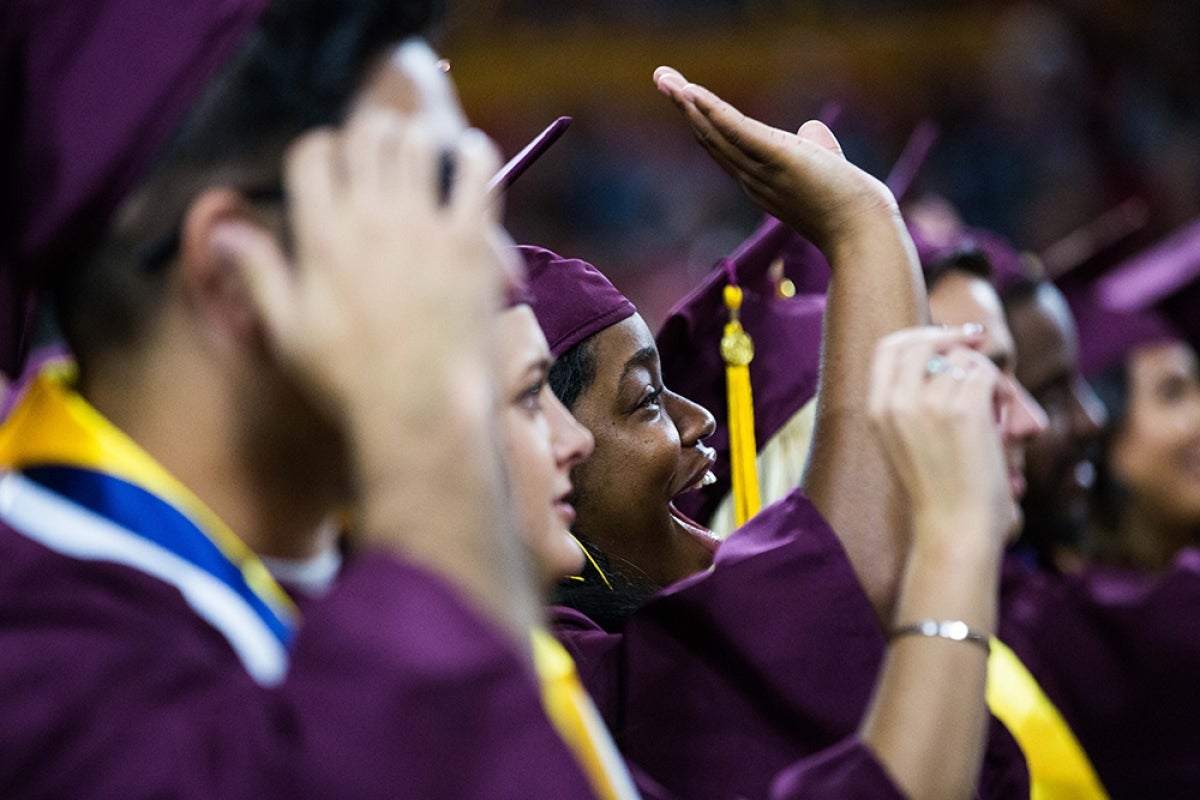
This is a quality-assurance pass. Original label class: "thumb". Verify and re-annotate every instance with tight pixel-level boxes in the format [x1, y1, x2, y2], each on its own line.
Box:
[797, 120, 845, 159]
[210, 220, 294, 344]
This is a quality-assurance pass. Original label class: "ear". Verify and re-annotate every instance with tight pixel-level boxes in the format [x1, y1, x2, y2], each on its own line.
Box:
[177, 187, 275, 344]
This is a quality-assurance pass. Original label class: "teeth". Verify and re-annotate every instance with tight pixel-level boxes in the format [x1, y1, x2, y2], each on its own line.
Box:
[689, 470, 717, 490]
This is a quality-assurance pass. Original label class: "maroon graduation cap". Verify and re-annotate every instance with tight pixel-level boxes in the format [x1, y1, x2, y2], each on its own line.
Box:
[655, 216, 827, 527]
[518, 246, 637, 359]
[489, 116, 572, 195]
[1093, 215, 1200, 358]
[0, 0, 269, 378]
[1042, 213, 1191, 382]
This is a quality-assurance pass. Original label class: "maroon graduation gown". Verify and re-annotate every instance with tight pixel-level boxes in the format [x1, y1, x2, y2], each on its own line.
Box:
[1001, 550, 1200, 798]
[0, 522, 597, 799]
[554, 488, 1030, 799]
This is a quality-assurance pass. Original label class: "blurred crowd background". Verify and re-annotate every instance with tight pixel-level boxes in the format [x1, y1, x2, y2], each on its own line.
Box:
[441, 0, 1200, 329]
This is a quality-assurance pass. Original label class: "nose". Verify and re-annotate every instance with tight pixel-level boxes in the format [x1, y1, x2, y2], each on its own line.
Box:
[1070, 377, 1108, 441]
[664, 389, 717, 447]
[1007, 377, 1049, 442]
[547, 392, 594, 469]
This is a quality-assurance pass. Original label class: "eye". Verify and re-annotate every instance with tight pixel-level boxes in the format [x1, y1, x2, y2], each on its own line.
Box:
[638, 385, 664, 411]
[1156, 375, 1188, 404]
[518, 380, 546, 413]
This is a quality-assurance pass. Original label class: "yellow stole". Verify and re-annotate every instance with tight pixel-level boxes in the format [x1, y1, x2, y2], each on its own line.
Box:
[531, 629, 640, 800]
[988, 638, 1108, 799]
[0, 364, 298, 685]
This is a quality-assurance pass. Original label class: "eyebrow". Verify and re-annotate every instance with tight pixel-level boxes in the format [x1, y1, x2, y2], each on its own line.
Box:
[525, 357, 552, 378]
[619, 346, 659, 383]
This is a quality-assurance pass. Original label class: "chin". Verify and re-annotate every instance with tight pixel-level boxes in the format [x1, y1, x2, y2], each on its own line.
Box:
[541, 530, 587, 581]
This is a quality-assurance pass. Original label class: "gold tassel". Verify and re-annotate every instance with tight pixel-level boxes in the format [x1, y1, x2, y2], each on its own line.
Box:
[721, 285, 761, 526]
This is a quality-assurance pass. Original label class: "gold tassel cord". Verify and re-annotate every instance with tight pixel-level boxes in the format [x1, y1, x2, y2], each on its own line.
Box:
[720, 285, 761, 527]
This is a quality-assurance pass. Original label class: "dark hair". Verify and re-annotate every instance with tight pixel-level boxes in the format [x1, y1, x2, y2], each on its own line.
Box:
[54, 0, 444, 371]
[998, 274, 1041, 307]
[923, 246, 993, 291]
[550, 540, 661, 632]
[548, 336, 598, 410]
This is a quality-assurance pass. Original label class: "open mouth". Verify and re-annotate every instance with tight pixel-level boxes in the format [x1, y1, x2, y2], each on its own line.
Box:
[668, 502, 721, 555]
[675, 445, 718, 497]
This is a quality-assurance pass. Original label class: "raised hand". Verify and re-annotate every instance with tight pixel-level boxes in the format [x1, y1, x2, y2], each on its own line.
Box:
[654, 66, 898, 252]
[867, 325, 1017, 551]
[220, 112, 506, 425]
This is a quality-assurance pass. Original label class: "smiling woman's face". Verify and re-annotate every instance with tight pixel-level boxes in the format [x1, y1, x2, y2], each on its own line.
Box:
[565, 314, 719, 589]
[497, 306, 594, 587]
[1109, 341, 1200, 531]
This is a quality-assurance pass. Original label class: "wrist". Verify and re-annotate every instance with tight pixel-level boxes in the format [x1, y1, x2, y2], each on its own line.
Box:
[910, 504, 1006, 563]
[824, 203, 907, 263]
[889, 619, 992, 654]
[896, 536, 1000, 636]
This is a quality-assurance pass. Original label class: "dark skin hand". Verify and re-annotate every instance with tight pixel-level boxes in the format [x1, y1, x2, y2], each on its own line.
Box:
[654, 65, 926, 622]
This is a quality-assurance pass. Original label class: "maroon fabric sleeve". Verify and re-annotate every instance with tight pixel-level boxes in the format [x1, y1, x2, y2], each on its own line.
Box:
[0, 526, 596, 799]
[769, 738, 905, 800]
[555, 488, 1028, 799]
[1001, 550, 1200, 799]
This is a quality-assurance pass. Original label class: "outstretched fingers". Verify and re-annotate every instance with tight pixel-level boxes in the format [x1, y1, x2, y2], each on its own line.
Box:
[655, 66, 786, 175]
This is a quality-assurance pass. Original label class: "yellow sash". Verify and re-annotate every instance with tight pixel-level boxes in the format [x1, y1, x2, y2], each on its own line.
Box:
[987, 638, 1108, 799]
[0, 363, 297, 624]
[531, 629, 640, 800]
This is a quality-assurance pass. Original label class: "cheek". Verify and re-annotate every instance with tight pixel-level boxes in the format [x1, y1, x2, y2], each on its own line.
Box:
[571, 431, 634, 506]
[1109, 416, 1176, 497]
[572, 423, 675, 507]
[503, 421, 550, 516]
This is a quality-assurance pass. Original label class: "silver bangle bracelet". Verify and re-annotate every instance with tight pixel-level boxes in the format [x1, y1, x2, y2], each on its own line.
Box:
[890, 619, 992, 655]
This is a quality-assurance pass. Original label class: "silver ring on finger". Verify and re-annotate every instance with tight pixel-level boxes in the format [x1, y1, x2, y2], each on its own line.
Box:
[949, 366, 968, 382]
[924, 355, 950, 377]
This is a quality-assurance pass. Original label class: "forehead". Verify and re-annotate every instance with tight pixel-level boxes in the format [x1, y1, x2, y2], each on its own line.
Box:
[590, 315, 658, 376]
[497, 305, 551, 372]
[928, 270, 1016, 365]
[1129, 341, 1199, 385]
[1007, 284, 1079, 381]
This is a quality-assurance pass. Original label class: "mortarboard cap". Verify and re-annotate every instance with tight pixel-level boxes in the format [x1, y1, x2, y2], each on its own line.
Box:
[489, 116, 571, 195]
[1093, 215, 1200, 355]
[1034, 211, 1185, 382]
[1057, 271, 1180, 382]
[1021, 203, 1178, 382]
[0, 0, 269, 376]
[656, 217, 826, 525]
[519, 246, 637, 359]
[903, 198, 1036, 295]
[496, 118, 573, 308]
